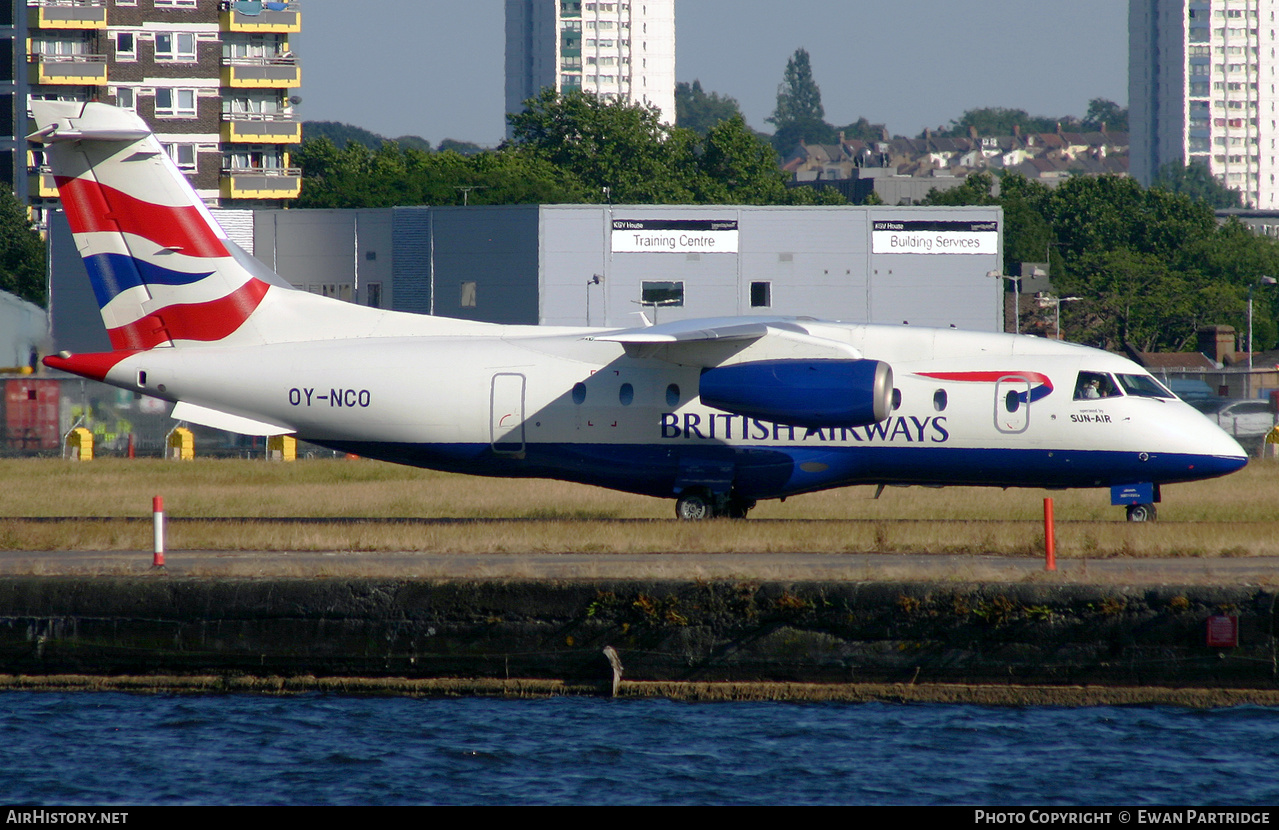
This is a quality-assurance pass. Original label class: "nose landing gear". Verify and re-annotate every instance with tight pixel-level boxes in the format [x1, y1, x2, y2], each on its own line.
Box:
[1113, 483, 1160, 523]
[1125, 503, 1157, 522]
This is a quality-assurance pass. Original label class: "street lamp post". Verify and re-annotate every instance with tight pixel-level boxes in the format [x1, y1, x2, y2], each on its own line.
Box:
[1036, 293, 1081, 341]
[987, 270, 1020, 334]
[586, 274, 602, 326]
[1247, 275, 1276, 398]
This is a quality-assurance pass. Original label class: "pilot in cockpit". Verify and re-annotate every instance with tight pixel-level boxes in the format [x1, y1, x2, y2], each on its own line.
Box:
[1074, 372, 1118, 400]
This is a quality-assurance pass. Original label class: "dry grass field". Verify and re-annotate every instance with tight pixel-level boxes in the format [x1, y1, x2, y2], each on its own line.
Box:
[0, 456, 1276, 557]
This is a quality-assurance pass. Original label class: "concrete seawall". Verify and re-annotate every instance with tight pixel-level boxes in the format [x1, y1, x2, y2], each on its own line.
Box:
[0, 577, 1275, 695]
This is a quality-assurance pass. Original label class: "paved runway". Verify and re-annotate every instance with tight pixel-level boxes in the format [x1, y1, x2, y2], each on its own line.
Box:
[3, 549, 1277, 586]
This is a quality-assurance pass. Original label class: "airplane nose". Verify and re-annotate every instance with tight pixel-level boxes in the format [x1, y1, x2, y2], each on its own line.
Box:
[1131, 401, 1250, 481]
[1192, 447, 1249, 478]
[1188, 411, 1249, 475]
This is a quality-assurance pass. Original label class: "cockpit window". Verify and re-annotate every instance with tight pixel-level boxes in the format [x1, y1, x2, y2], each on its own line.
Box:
[1116, 373, 1175, 399]
[1073, 371, 1121, 400]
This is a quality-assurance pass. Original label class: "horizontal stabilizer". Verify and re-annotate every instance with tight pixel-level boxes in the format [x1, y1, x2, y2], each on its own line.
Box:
[170, 401, 293, 437]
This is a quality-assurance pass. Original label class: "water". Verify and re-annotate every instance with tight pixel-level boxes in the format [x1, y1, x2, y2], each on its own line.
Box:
[1, 693, 1278, 805]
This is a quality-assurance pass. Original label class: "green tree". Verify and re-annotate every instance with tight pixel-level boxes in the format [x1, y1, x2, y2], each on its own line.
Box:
[920, 168, 1279, 350]
[508, 88, 698, 203]
[769, 48, 824, 126]
[767, 48, 833, 153]
[301, 120, 386, 150]
[300, 90, 844, 210]
[437, 138, 486, 156]
[1043, 178, 1263, 350]
[922, 172, 1054, 270]
[294, 136, 586, 208]
[920, 170, 1000, 206]
[694, 115, 788, 203]
[676, 80, 745, 136]
[389, 134, 433, 152]
[770, 120, 838, 158]
[929, 107, 1079, 138]
[1043, 175, 1216, 265]
[833, 117, 885, 143]
[1062, 248, 1213, 351]
[0, 185, 45, 306]
[1082, 98, 1128, 132]
[1151, 161, 1244, 209]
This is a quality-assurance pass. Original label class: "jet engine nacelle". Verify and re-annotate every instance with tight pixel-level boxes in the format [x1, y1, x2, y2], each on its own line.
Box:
[699, 359, 894, 428]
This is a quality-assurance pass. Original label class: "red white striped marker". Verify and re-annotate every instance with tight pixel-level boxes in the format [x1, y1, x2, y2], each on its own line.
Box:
[152, 495, 165, 568]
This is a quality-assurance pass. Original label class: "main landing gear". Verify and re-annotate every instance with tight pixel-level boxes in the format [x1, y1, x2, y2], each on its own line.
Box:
[674, 488, 756, 520]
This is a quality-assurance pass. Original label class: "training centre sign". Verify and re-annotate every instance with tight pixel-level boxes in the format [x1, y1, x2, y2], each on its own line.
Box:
[611, 219, 739, 254]
[871, 220, 999, 255]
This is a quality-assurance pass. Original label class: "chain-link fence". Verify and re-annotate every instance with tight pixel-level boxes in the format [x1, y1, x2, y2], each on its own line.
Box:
[2, 374, 344, 459]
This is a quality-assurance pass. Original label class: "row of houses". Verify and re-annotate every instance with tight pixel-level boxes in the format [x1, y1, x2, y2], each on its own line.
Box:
[784, 127, 1130, 204]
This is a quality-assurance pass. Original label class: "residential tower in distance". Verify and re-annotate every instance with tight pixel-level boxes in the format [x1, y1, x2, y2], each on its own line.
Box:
[504, 0, 674, 133]
[1130, 0, 1278, 207]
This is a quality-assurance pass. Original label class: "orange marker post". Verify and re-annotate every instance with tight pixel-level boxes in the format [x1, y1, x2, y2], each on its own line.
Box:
[1043, 497, 1056, 571]
[152, 495, 165, 568]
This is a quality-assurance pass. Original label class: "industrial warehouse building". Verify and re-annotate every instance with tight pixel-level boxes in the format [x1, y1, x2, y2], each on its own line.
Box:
[48, 203, 1004, 354]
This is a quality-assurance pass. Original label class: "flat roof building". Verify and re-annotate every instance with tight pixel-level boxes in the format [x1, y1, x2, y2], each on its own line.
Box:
[51, 203, 1005, 356]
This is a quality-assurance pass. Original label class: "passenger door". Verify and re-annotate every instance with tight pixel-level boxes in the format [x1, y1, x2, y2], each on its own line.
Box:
[490, 373, 526, 455]
[994, 375, 1031, 434]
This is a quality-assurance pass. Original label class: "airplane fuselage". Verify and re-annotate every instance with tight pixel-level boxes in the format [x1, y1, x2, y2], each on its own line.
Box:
[100, 321, 1248, 503]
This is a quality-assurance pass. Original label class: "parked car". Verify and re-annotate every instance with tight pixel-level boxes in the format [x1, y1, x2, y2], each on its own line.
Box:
[1189, 398, 1277, 441]
[1167, 378, 1217, 402]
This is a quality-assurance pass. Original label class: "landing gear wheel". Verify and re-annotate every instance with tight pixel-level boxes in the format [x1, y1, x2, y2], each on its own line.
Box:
[675, 492, 712, 521]
[1125, 503, 1157, 522]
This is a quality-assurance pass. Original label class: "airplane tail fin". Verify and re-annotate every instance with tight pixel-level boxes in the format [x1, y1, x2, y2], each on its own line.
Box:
[30, 100, 276, 350]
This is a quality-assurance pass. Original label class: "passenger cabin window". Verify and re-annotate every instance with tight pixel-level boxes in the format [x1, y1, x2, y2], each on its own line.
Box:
[1073, 371, 1121, 400]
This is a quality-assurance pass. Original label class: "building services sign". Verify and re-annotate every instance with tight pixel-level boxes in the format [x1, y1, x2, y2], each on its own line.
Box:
[611, 219, 739, 253]
[871, 219, 999, 255]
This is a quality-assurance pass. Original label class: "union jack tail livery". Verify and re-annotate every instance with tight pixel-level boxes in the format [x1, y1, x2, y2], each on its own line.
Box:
[30, 100, 280, 351]
[33, 102, 1248, 522]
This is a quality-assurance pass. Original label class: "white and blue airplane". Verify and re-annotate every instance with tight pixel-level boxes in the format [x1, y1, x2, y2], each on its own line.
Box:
[32, 102, 1248, 521]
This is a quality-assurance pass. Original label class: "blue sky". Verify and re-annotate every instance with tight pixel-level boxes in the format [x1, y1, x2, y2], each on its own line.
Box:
[298, 0, 1128, 146]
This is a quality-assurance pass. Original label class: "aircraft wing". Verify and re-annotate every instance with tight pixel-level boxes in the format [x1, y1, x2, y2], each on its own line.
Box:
[588, 318, 862, 367]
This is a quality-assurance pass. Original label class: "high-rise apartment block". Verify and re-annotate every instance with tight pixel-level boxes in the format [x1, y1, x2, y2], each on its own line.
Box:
[1130, 0, 1279, 207]
[505, 0, 674, 131]
[0, 0, 300, 221]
